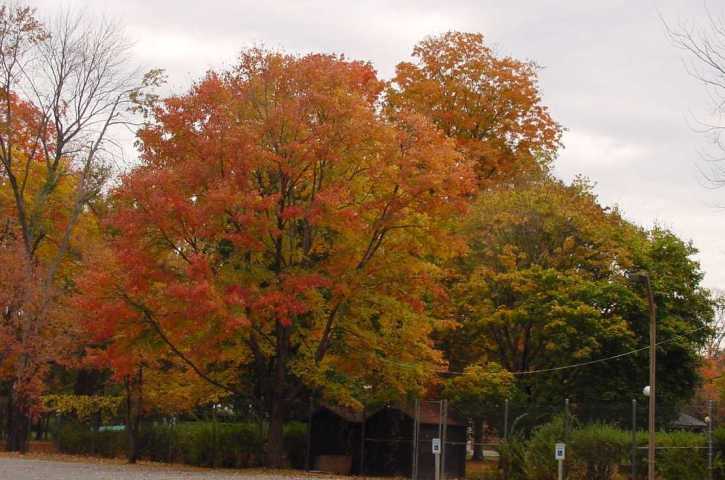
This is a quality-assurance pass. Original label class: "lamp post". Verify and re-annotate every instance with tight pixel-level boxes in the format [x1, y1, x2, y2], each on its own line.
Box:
[640, 272, 657, 480]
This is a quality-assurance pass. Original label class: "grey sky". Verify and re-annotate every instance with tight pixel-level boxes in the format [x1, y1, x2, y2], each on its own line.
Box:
[29, 0, 725, 289]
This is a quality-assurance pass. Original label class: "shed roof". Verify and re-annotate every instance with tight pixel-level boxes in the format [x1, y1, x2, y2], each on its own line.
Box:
[315, 403, 366, 423]
[672, 413, 707, 428]
[316, 402, 467, 427]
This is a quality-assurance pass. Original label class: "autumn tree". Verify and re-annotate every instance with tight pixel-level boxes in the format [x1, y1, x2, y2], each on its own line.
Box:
[443, 362, 513, 460]
[80, 48, 475, 466]
[77, 242, 224, 463]
[444, 179, 713, 413]
[388, 31, 562, 185]
[0, 5, 142, 451]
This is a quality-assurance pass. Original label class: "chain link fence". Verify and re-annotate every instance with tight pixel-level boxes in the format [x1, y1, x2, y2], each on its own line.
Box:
[3, 394, 721, 479]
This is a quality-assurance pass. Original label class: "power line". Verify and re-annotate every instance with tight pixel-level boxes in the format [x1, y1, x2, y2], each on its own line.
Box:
[439, 324, 710, 377]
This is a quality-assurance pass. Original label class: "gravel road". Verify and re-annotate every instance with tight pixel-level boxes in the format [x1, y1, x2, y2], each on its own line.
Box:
[0, 456, 322, 480]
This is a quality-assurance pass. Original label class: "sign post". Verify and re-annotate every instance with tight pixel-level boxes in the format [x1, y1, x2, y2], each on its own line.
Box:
[555, 442, 566, 480]
[432, 438, 441, 480]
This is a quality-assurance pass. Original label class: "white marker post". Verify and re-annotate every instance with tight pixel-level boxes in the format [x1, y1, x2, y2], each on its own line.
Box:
[432, 438, 441, 480]
[555, 443, 566, 480]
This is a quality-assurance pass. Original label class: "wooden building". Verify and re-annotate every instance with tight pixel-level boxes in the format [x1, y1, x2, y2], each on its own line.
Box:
[309, 402, 467, 479]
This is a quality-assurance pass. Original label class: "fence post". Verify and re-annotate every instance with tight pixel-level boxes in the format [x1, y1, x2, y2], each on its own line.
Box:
[564, 398, 570, 480]
[708, 399, 713, 480]
[411, 399, 420, 480]
[305, 397, 314, 471]
[504, 398, 509, 440]
[360, 406, 366, 475]
[441, 400, 448, 480]
[632, 399, 637, 480]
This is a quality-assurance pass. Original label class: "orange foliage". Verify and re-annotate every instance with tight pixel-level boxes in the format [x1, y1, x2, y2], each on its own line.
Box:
[388, 31, 562, 185]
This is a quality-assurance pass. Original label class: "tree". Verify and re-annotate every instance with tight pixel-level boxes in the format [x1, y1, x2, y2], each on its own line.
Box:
[664, 8, 725, 186]
[0, 5, 141, 451]
[79, 48, 475, 466]
[77, 242, 223, 463]
[388, 31, 562, 186]
[443, 362, 513, 461]
[444, 179, 714, 413]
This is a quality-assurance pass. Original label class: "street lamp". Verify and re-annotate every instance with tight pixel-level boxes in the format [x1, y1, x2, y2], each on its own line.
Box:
[633, 271, 657, 480]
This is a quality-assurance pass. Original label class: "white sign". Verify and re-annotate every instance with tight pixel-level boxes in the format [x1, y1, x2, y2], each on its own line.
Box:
[555, 442, 566, 460]
[432, 438, 441, 454]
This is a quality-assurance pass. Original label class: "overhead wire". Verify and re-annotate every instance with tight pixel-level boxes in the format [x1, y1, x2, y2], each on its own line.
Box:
[369, 324, 710, 377]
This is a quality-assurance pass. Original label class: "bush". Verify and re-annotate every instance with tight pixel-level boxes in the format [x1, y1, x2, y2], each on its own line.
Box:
[283, 421, 308, 469]
[498, 435, 527, 480]
[569, 423, 628, 480]
[713, 427, 725, 480]
[53, 420, 125, 458]
[523, 416, 565, 480]
[166, 421, 265, 468]
[655, 430, 707, 480]
[53, 419, 303, 469]
[505, 417, 708, 480]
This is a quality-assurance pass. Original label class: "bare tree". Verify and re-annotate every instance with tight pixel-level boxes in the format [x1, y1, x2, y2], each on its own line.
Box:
[663, 5, 725, 185]
[0, 4, 143, 452]
[703, 289, 725, 358]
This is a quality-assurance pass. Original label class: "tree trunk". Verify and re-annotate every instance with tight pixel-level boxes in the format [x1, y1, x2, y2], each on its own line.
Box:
[265, 398, 288, 468]
[34, 415, 45, 441]
[472, 418, 484, 461]
[124, 367, 143, 464]
[5, 390, 30, 453]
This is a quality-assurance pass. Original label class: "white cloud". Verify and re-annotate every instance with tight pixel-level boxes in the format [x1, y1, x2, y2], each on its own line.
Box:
[24, 0, 725, 289]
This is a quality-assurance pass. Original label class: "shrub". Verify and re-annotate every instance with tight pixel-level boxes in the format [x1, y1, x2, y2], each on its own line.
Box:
[53, 419, 303, 468]
[498, 435, 527, 480]
[523, 416, 565, 480]
[284, 421, 308, 469]
[52, 420, 125, 458]
[569, 423, 628, 480]
[655, 430, 707, 480]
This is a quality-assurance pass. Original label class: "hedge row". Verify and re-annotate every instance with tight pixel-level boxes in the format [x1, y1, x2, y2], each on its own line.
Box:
[53, 420, 307, 469]
[496, 417, 714, 480]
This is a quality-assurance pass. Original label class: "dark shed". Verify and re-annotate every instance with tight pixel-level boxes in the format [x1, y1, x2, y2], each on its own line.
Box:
[363, 404, 467, 480]
[310, 402, 466, 479]
[309, 404, 364, 474]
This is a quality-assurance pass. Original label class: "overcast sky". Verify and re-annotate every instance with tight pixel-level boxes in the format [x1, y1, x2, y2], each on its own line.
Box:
[29, 0, 725, 289]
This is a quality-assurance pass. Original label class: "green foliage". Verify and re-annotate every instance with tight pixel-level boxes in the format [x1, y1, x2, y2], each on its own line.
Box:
[283, 421, 308, 469]
[493, 417, 713, 480]
[54, 421, 126, 458]
[713, 427, 725, 479]
[655, 430, 707, 480]
[445, 180, 716, 416]
[53, 420, 306, 468]
[569, 423, 628, 480]
[443, 362, 513, 421]
[523, 416, 565, 480]
[498, 435, 527, 480]
[43, 395, 122, 423]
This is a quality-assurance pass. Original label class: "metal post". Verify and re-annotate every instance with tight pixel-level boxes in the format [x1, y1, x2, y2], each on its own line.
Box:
[441, 400, 448, 480]
[645, 274, 656, 480]
[360, 406, 366, 475]
[436, 401, 443, 480]
[708, 399, 713, 480]
[305, 397, 314, 471]
[434, 450, 440, 480]
[631, 399, 637, 480]
[564, 398, 570, 480]
[504, 399, 509, 440]
[564, 398, 570, 441]
[412, 399, 420, 480]
[558, 459, 563, 480]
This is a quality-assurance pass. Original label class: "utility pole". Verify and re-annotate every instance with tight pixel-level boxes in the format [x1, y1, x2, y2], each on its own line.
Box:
[644, 273, 656, 480]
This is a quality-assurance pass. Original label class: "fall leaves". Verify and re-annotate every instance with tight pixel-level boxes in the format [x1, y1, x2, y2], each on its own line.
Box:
[0, 20, 715, 465]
